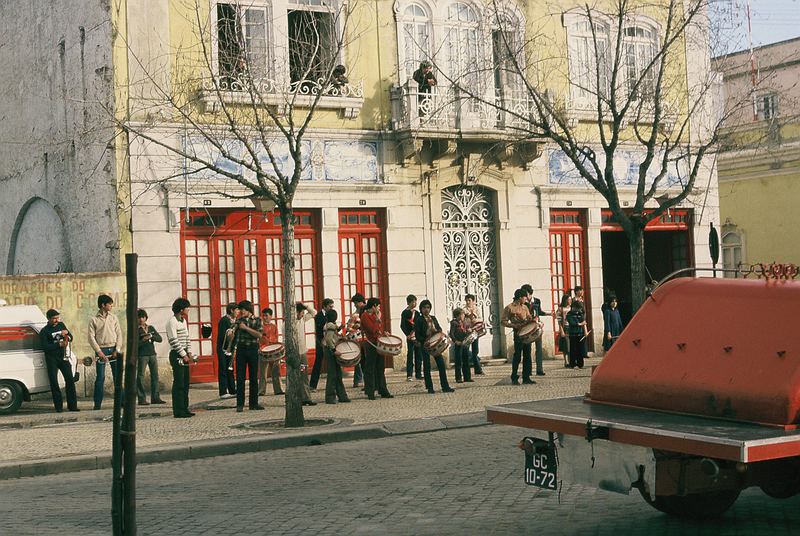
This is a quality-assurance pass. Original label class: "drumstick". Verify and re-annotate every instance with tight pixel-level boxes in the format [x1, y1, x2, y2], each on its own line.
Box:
[580, 329, 592, 342]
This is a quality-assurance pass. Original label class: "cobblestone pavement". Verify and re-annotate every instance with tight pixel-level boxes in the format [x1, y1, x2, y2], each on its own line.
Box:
[0, 358, 596, 464]
[1, 425, 799, 535]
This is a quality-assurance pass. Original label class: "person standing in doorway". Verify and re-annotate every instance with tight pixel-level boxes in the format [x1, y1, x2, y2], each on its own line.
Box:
[501, 289, 535, 385]
[216, 302, 237, 399]
[136, 309, 165, 405]
[463, 294, 484, 376]
[258, 307, 284, 396]
[555, 294, 572, 367]
[414, 299, 454, 394]
[567, 301, 589, 369]
[294, 302, 318, 406]
[166, 298, 194, 418]
[522, 284, 551, 377]
[88, 294, 123, 410]
[400, 294, 422, 381]
[310, 298, 335, 391]
[603, 297, 624, 352]
[40, 309, 78, 413]
[233, 300, 265, 412]
[361, 297, 393, 400]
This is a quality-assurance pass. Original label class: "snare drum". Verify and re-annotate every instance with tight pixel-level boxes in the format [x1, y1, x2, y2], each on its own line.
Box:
[375, 334, 403, 357]
[260, 343, 286, 363]
[424, 332, 450, 356]
[517, 322, 543, 344]
[463, 332, 478, 347]
[472, 321, 487, 338]
[335, 339, 362, 367]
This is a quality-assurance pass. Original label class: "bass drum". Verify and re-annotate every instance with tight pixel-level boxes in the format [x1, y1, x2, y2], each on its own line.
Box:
[335, 339, 362, 367]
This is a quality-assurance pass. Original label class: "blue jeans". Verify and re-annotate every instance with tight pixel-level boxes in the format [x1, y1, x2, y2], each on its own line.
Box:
[93, 347, 121, 408]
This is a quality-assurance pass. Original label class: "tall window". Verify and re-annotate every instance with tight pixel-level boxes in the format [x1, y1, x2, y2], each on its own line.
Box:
[444, 2, 481, 90]
[722, 231, 744, 277]
[567, 17, 610, 106]
[217, 2, 272, 82]
[491, 11, 522, 99]
[757, 93, 779, 120]
[623, 24, 658, 99]
[287, 0, 337, 84]
[401, 4, 432, 82]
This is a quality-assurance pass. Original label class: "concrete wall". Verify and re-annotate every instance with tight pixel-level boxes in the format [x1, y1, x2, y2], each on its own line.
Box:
[0, 1, 120, 275]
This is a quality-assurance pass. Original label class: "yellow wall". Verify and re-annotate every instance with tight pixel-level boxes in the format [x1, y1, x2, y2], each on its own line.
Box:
[0, 273, 128, 361]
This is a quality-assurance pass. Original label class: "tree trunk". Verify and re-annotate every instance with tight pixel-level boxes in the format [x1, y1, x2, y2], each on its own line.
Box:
[628, 224, 647, 314]
[280, 206, 305, 427]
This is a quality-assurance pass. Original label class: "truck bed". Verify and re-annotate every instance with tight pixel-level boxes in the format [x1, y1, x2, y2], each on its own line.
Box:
[487, 397, 800, 463]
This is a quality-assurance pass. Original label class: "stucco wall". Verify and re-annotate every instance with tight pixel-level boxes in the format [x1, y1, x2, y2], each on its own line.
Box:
[0, 1, 120, 275]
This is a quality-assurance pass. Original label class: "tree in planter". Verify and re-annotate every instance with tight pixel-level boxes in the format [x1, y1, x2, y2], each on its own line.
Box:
[426, 0, 751, 311]
[118, 0, 360, 426]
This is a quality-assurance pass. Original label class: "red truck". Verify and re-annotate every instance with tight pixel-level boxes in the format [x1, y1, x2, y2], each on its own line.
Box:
[487, 271, 800, 518]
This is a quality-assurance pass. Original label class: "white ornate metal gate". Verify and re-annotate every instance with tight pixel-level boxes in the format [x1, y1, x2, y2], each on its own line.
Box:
[441, 186, 500, 355]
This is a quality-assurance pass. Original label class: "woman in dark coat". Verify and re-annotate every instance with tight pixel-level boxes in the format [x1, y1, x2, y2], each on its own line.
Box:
[603, 297, 624, 351]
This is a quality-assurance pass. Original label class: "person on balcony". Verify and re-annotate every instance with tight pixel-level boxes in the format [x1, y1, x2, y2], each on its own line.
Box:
[412, 61, 437, 115]
[331, 64, 348, 92]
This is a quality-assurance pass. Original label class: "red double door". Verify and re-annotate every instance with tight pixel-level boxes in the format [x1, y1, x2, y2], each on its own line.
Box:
[549, 210, 590, 351]
[181, 210, 321, 383]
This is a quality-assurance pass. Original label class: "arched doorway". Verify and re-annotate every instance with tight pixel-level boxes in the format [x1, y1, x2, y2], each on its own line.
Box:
[8, 198, 73, 275]
[441, 185, 500, 356]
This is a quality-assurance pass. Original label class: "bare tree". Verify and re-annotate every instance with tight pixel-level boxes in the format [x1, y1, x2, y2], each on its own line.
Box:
[117, 0, 362, 426]
[417, 0, 753, 311]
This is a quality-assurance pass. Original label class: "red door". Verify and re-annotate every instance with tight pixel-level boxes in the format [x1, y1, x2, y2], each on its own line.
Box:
[549, 209, 590, 350]
[181, 210, 321, 382]
[337, 210, 389, 329]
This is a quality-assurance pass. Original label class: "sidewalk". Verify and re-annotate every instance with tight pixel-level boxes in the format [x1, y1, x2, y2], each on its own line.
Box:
[0, 357, 599, 479]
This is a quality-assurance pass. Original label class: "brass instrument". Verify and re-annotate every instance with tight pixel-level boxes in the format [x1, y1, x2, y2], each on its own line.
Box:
[224, 321, 243, 371]
[82, 352, 120, 366]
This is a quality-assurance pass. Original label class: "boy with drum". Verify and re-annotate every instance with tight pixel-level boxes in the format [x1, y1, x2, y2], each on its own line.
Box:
[501, 289, 536, 385]
[449, 308, 473, 383]
[463, 294, 484, 375]
[258, 307, 284, 396]
[414, 299, 455, 394]
[360, 297, 393, 400]
[400, 294, 422, 381]
[322, 309, 350, 404]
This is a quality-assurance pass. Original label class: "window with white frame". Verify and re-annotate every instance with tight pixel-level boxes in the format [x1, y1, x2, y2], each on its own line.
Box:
[491, 9, 523, 100]
[756, 93, 778, 120]
[400, 4, 432, 83]
[623, 24, 658, 99]
[722, 231, 744, 277]
[443, 2, 482, 91]
[566, 15, 611, 107]
[216, 1, 273, 83]
[287, 0, 338, 84]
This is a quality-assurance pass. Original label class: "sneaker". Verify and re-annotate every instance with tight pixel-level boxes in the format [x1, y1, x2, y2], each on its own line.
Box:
[406, 377, 413, 382]
[221, 394, 235, 400]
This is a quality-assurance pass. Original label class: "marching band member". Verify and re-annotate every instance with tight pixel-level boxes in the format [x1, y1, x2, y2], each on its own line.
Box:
[522, 284, 551, 377]
[40, 309, 78, 413]
[136, 309, 165, 405]
[322, 309, 350, 404]
[449, 308, 472, 383]
[501, 289, 535, 385]
[259, 307, 284, 396]
[216, 302, 238, 398]
[567, 300, 589, 369]
[167, 297, 195, 418]
[361, 297, 393, 400]
[88, 294, 123, 410]
[463, 294, 484, 375]
[346, 293, 366, 388]
[400, 294, 422, 381]
[414, 299, 454, 394]
[293, 302, 317, 406]
[233, 300, 265, 412]
[310, 298, 335, 391]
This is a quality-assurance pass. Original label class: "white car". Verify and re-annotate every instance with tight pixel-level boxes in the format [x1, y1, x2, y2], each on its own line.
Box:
[0, 303, 78, 414]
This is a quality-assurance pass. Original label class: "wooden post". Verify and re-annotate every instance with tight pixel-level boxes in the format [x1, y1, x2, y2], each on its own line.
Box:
[122, 253, 139, 534]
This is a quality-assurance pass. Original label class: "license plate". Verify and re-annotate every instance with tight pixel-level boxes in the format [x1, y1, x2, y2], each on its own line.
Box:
[523, 437, 558, 490]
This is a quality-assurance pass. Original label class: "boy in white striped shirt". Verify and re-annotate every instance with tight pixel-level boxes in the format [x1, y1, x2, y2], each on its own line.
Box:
[167, 297, 194, 418]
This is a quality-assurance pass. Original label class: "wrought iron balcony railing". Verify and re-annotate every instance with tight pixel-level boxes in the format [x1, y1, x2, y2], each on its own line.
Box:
[390, 81, 535, 134]
[200, 75, 365, 119]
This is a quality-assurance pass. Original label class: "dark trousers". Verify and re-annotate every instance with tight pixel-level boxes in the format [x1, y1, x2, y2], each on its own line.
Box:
[363, 343, 377, 396]
[309, 341, 324, 389]
[217, 352, 236, 396]
[353, 362, 363, 386]
[405, 342, 422, 378]
[93, 347, 120, 408]
[169, 351, 190, 417]
[136, 353, 161, 402]
[324, 349, 349, 402]
[453, 344, 472, 382]
[235, 345, 259, 408]
[45, 355, 77, 411]
[422, 347, 451, 392]
[568, 335, 587, 368]
[534, 338, 544, 374]
[470, 339, 483, 374]
[511, 336, 532, 381]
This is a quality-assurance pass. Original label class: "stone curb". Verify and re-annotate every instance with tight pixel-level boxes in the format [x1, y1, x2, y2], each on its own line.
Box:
[0, 413, 490, 481]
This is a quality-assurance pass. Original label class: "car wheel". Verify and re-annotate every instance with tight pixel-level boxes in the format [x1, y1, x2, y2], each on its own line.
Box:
[0, 380, 23, 414]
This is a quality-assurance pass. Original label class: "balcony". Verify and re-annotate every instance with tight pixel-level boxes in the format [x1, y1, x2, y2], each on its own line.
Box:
[390, 81, 543, 167]
[200, 75, 365, 119]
